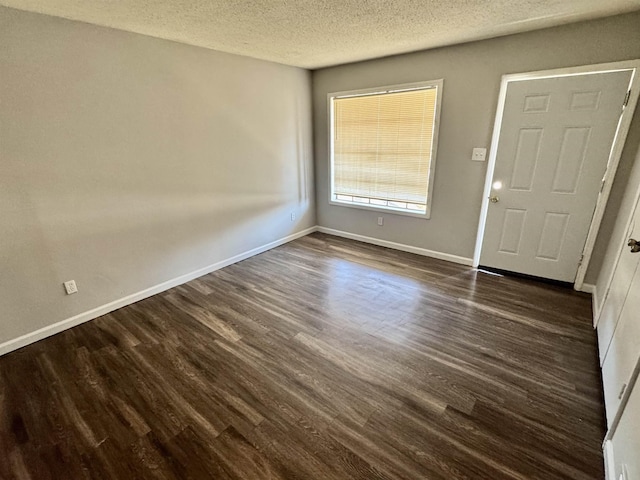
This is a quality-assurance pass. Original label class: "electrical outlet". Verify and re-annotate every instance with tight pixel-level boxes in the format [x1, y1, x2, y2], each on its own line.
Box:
[63, 280, 78, 295]
[472, 147, 487, 161]
[290, 212, 296, 221]
[377, 216, 384, 226]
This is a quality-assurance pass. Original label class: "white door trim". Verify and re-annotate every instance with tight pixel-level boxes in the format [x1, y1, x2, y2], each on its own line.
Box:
[473, 60, 640, 292]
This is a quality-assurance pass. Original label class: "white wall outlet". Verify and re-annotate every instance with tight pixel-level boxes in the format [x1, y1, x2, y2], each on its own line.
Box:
[472, 147, 487, 161]
[377, 216, 384, 226]
[63, 280, 78, 295]
[290, 212, 296, 221]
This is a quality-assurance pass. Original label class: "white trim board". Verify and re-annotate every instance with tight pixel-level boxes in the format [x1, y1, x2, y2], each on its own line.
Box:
[579, 283, 596, 294]
[603, 439, 615, 480]
[0, 226, 317, 357]
[576, 283, 600, 328]
[577, 283, 600, 323]
[592, 284, 601, 328]
[316, 226, 473, 266]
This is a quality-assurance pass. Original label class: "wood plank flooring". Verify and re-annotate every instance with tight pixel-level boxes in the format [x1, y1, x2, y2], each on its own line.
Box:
[0, 233, 606, 479]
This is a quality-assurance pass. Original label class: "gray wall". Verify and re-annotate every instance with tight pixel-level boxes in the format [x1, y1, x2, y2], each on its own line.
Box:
[0, 7, 315, 345]
[313, 12, 640, 284]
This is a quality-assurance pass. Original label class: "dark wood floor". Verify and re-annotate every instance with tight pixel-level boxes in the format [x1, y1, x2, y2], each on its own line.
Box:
[0, 233, 606, 479]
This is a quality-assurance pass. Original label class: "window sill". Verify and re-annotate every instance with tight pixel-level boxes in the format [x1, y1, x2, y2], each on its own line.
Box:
[329, 199, 431, 219]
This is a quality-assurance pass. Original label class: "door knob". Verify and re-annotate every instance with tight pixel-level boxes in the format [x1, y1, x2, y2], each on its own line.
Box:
[629, 239, 640, 253]
[489, 196, 500, 203]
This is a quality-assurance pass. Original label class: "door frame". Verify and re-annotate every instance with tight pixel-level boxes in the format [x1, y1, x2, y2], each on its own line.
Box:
[472, 60, 640, 291]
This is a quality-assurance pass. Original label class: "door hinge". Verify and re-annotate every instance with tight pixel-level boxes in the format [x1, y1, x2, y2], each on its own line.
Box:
[578, 254, 584, 266]
[623, 90, 631, 108]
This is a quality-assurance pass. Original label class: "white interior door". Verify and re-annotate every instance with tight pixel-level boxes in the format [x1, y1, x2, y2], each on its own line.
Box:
[480, 70, 632, 282]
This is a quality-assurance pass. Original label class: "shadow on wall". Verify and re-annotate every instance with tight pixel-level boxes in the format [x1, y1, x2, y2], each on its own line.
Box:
[1, 6, 316, 345]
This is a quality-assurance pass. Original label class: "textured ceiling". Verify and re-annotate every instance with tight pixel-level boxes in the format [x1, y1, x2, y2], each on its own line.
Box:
[2, 0, 640, 69]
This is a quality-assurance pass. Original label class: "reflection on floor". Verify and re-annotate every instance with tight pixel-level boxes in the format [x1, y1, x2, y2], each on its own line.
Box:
[0, 232, 604, 479]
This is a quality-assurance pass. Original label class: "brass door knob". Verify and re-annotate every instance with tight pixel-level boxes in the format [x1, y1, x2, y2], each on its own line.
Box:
[489, 196, 500, 203]
[628, 239, 640, 253]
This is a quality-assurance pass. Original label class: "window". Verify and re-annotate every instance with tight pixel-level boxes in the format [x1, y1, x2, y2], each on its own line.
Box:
[329, 80, 442, 218]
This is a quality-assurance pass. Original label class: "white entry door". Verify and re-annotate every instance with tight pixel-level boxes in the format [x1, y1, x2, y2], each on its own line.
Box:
[480, 70, 632, 282]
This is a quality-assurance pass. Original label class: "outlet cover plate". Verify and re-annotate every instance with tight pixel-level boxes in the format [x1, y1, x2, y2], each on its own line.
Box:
[472, 147, 487, 161]
[64, 280, 78, 295]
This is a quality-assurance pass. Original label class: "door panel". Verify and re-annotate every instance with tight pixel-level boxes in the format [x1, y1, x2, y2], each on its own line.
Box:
[498, 209, 526, 254]
[510, 128, 542, 190]
[608, 375, 640, 480]
[481, 70, 632, 282]
[523, 94, 550, 112]
[551, 127, 590, 193]
[602, 259, 640, 425]
[570, 90, 601, 110]
[598, 205, 640, 366]
[536, 213, 569, 260]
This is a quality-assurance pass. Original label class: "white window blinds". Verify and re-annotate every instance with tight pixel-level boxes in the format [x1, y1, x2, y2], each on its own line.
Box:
[332, 86, 438, 211]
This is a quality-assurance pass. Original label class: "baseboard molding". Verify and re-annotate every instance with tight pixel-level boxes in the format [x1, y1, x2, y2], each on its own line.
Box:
[603, 439, 615, 480]
[579, 283, 596, 294]
[0, 226, 317, 357]
[588, 284, 601, 328]
[575, 282, 600, 328]
[573, 283, 599, 327]
[316, 226, 474, 266]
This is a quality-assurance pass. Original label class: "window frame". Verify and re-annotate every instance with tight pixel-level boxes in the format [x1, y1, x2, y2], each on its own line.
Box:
[327, 79, 444, 219]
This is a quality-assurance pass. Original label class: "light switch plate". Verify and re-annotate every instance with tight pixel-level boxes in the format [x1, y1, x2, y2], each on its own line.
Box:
[472, 147, 487, 161]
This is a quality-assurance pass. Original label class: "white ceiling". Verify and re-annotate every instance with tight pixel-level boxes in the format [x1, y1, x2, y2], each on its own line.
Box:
[2, 0, 639, 69]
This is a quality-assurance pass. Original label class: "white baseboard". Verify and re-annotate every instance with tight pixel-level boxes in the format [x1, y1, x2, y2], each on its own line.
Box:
[579, 283, 596, 294]
[576, 283, 600, 328]
[590, 285, 601, 328]
[0, 226, 317, 357]
[0, 226, 476, 356]
[603, 439, 615, 480]
[316, 226, 474, 266]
